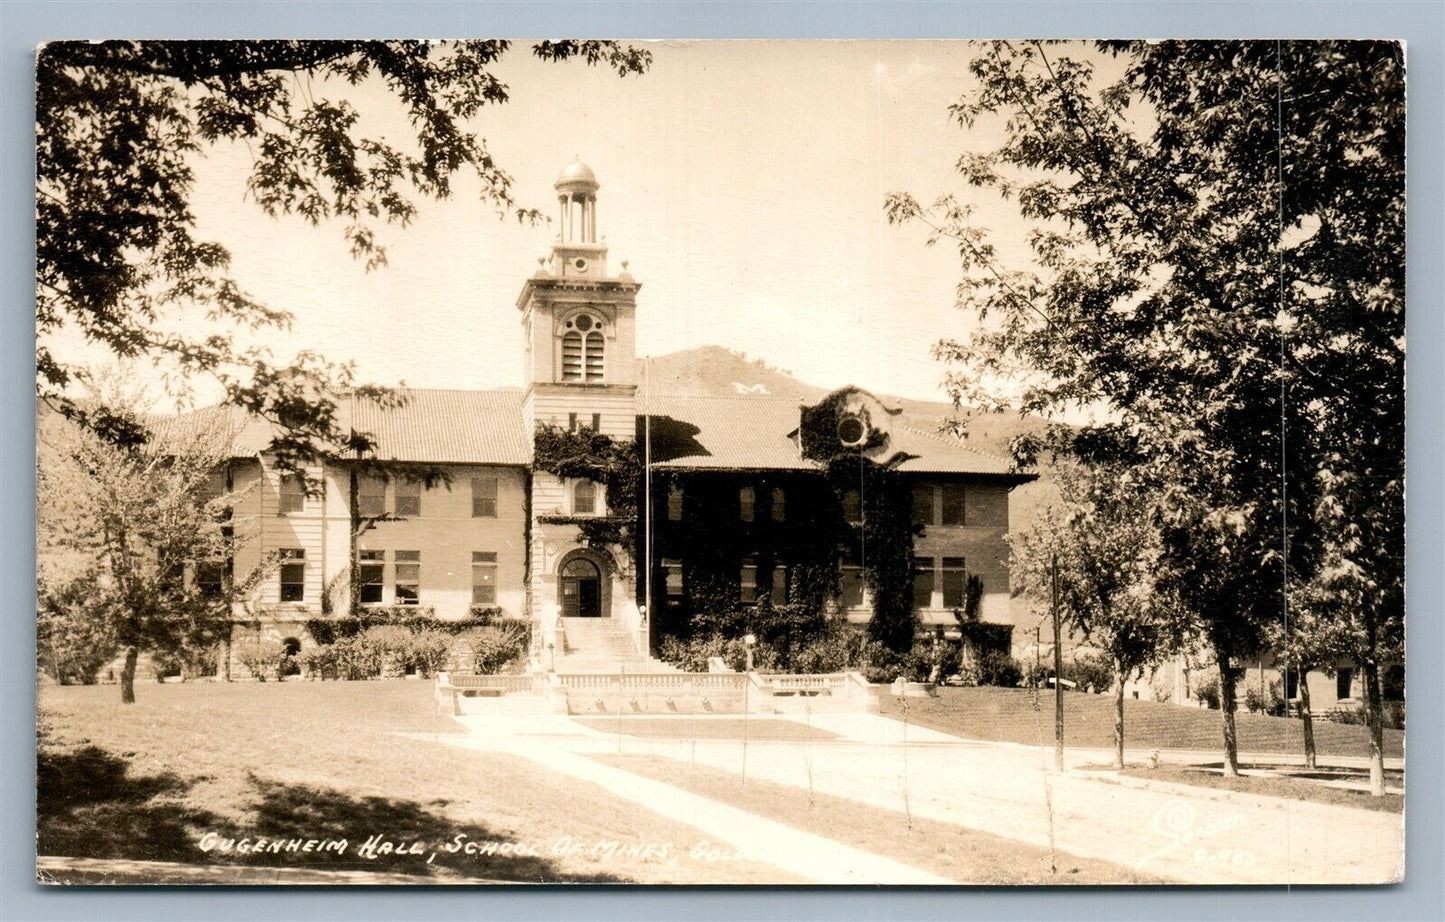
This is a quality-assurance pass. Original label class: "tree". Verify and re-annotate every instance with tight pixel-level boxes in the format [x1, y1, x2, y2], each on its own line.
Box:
[37, 40, 650, 465]
[1263, 589, 1341, 771]
[36, 571, 120, 685]
[887, 40, 1404, 780]
[1012, 463, 1186, 768]
[37, 385, 269, 703]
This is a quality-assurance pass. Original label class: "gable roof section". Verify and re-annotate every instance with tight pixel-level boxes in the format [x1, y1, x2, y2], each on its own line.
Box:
[204, 388, 531, 466]
[186, 387, 1025, 478]
[639, 394, 1028, 478]
[641, 395, 813, 470]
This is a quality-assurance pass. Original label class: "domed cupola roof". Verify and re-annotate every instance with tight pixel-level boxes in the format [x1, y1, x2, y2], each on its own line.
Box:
[555, 158, 599, 194]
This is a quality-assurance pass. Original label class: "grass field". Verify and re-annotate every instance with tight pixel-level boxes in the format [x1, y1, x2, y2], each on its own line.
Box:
[878, 686, 1405, 759]
[1108, 764, 1404, 813]
[36, 681, 794, 884]
[593, 753, 1165, 885]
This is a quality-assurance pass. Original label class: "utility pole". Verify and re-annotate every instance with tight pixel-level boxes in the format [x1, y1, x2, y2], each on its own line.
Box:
[1052, 551, 1064, 773]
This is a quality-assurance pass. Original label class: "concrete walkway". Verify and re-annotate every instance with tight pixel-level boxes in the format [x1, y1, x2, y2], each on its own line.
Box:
[430, 711, 1404, 885]
[434, 717, 951, 884]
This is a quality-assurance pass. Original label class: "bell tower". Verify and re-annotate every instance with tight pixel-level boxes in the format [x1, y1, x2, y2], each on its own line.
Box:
[517, 160, 641, 630]
[517, 159, 639, 436]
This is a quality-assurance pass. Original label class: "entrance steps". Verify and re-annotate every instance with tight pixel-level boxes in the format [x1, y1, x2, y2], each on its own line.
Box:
[553, 617, 677, 674]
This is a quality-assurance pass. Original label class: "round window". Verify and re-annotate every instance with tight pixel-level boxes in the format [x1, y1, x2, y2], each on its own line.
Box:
[575, 315, 593, 332]
[574, 257, 589, 272]
[836, 414, 867, 446]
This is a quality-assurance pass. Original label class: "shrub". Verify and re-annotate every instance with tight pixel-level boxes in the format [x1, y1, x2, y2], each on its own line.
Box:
[1067, 652, 1115, 694]
[1244, 686, 1266, 714]
[1149, 669, 1176, 703]
[358, 625, 452, 677]
[794, 628, 899, 683]
[1191, 666, 1221, 709]
[975, 651, 1023, 688]
[455, 623, 529, 674]
[1326, 704, 1367, 725]
[36, 574, 120, 685]
[236, 639, 286, 681]
[656, 633, 781, 674]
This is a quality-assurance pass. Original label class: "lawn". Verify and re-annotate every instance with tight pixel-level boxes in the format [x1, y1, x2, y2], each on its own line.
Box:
[1104, 764, 1405, 813]
[878, 687, 1405, 759]
[592, 753, 1165, 885]
[36, 681, 793, 884]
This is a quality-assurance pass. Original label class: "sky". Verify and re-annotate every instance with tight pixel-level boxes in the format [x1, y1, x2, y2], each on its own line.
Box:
[60, 40, 1102, 407]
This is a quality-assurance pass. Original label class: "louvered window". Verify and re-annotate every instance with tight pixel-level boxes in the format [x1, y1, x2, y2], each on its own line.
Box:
[561, 331, 583, 380]
[584, 332, 604, 380]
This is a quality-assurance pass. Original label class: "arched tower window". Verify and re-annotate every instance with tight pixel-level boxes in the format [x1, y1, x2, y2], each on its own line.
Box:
[560, 313, 605, 382]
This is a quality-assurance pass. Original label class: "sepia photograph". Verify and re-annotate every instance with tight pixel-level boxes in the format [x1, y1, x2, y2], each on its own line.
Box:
[33, 38, 1405, 887]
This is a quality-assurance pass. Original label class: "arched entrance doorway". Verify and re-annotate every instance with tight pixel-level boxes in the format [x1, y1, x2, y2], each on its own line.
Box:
[560, 557, 603, 618]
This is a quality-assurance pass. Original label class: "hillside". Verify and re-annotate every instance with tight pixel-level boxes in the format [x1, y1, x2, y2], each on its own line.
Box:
[638, 346, 1060, 534]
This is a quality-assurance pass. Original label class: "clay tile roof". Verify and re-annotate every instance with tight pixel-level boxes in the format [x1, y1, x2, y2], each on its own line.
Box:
[212, 388, 531, 466]
[639, 394, 1027, 478]
[640, 395, 814, 470]
[196, 386, 1023, 477]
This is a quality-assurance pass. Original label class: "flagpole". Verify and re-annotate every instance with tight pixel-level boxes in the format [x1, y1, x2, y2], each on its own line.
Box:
[643, 356, 653, 660]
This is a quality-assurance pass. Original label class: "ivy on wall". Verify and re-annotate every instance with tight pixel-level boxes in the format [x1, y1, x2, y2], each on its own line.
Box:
[825, 455, 920, 655]
[532, 424, 641, 556]
[649, 389, 922, 657]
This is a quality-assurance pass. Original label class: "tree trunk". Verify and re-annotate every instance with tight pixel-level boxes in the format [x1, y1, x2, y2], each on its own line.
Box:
[1113, 659, 1126, 770]
[1363, 660, 1386, 796]
[1298, 667, 1316, 770]
[1218, 653, 1239, 776]
[120, 645, 139, 704]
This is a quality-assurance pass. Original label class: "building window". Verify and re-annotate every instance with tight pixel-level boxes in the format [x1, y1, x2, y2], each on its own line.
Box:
[839, 558, 865, 608]
[591, 413, 601, 431]
[358, 550, 384, 605]
[279, 473, 305, 515]
[394, 479, 421, 517]
[768, 563, 788, 605]
[941, 485, 966, 526]
[667, 483, 684, 521]
[393, 551, 420, 605]
[472, 475, 498, 518]
[662, 558, 683, 600]
[196, 560, 227, 598]
[739, 486, 755, 522]
[842, 490, 862, 524]
[1336, 668, 1354, 700]
[573, 479, 597, 515]
[911, 485, 935, 526]
[358, 475, 386, 518]
[941, 557, 967, 609]
[472, 551, 498, 605]
[740, 558, 759, 604]
[770, 487, 786, 522]
[912, 558, 935, 610]
[279, 549, 305, 602]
